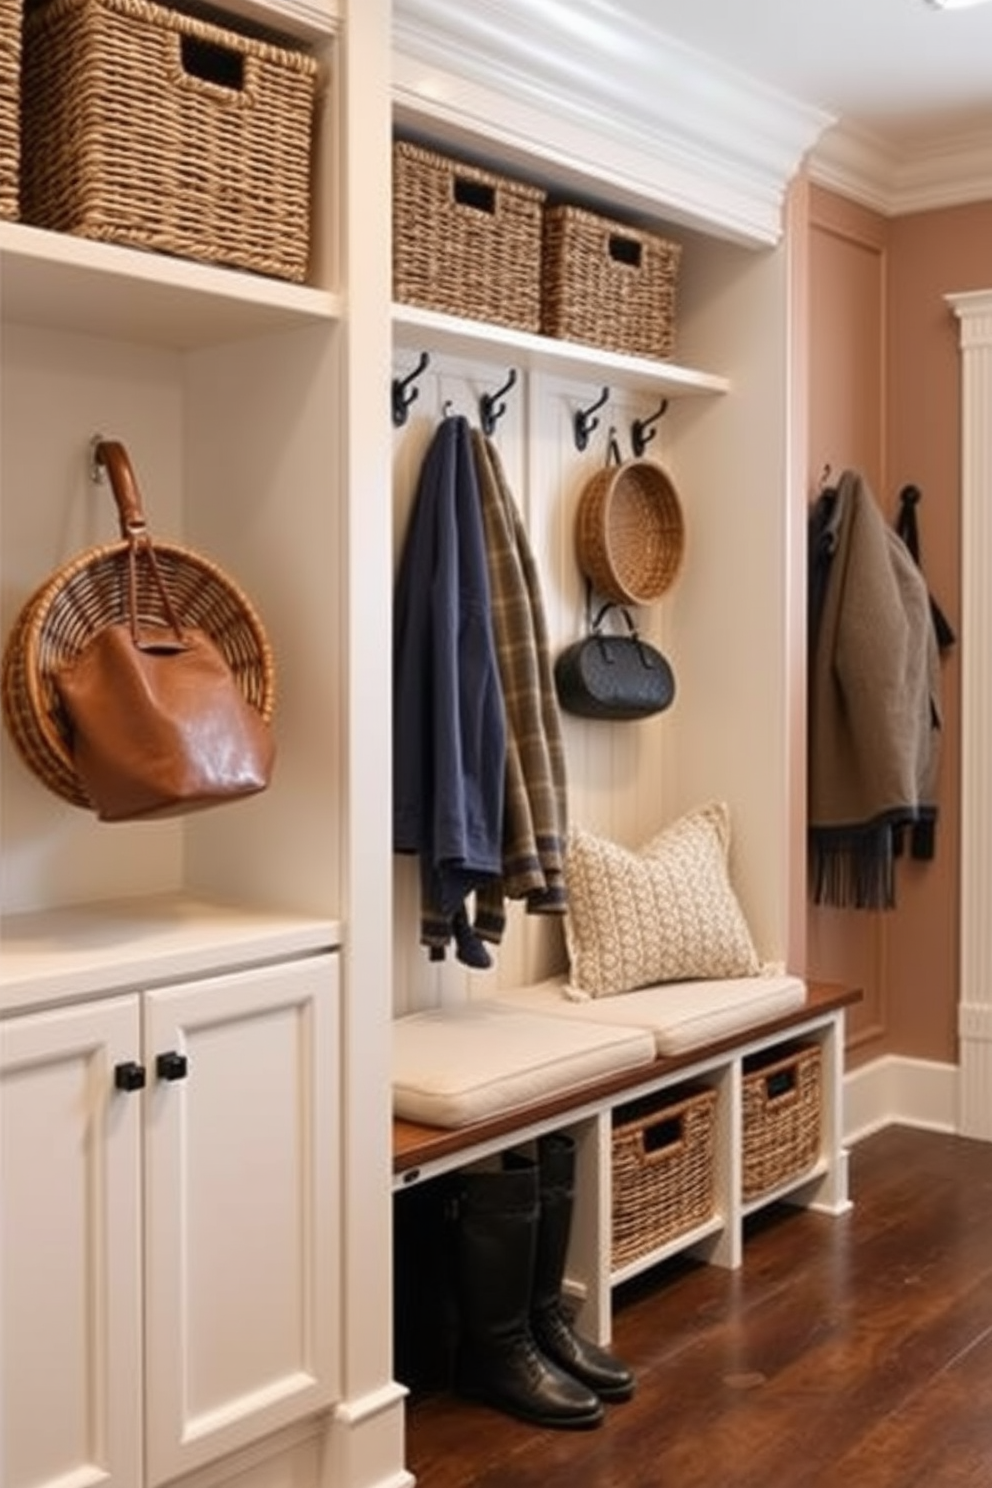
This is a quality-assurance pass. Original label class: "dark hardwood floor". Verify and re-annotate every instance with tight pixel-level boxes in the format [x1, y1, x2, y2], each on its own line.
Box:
[401, 1126, 992, 1487]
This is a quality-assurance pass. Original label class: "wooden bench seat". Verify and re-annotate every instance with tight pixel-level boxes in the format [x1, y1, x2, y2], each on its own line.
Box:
[394, 979, 861, 1182]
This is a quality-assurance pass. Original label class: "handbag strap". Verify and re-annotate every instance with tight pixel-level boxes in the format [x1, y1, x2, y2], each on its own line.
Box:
[587, 580, 637, 638]
[586, 584, 660, 670]
[95, 439, 187, 645]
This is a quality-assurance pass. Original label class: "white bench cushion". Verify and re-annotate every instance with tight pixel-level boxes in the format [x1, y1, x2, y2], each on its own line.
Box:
[393, 1000, 656, 1128]
[494, 973, 808, 1057]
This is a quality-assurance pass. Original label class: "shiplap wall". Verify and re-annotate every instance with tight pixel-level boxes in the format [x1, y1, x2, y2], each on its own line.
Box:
[391, 350, 684, 1015]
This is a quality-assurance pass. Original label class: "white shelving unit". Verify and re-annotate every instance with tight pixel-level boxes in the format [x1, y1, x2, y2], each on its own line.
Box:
[1, 3, 400, 1487]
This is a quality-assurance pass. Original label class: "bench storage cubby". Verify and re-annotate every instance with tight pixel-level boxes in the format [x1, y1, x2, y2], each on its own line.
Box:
[741, 1042, 823, 1204]
[393, 980, 861, 1348]
[611, 1083, 718, 1271]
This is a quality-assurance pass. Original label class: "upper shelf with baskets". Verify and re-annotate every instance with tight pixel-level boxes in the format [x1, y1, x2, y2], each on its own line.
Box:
[392, 303, 730, 399]
[0, 0, 338, 349]
[390, 139, 730, 399]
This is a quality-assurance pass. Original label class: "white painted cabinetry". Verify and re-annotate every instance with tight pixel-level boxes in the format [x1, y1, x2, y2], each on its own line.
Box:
[1, 944, 339, 1488]
[0, 1, 398, 1485]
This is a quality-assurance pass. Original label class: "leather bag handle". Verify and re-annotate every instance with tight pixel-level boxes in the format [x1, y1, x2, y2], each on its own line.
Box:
[93, 438, 188, 646]
[94, 439, 147, 536]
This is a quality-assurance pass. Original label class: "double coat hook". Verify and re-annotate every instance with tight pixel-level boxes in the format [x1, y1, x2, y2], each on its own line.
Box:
[574, 386, 610, 452]
[479, 368, 518, 435]
[631, 397, 669, 457]
[392, 351, 430, 427]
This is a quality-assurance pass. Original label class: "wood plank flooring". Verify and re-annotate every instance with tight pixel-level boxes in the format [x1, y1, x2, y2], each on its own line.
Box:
[401, 1126, 992, 1487]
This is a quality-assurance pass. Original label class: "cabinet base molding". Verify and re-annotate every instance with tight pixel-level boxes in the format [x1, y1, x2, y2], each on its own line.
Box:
[325, 1381, 413, 1488]
[167, 1416, 326, 1488]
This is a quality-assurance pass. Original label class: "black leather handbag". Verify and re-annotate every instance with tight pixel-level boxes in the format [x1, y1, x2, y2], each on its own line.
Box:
[554, 602, 675, 721]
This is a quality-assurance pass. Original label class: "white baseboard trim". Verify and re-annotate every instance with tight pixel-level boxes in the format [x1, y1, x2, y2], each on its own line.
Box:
[843, 1055, 960, 1145]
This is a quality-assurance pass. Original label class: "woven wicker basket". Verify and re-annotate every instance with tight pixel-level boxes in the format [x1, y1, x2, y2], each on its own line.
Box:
[20, 0, 318, 281]
[611, 1085, 717, 1270]
[575, 458, 685, 606]
[742, 1044, 822, 1203]
[542, 204, 682, 361]
[1, 441, 276, 811]
[0, 0, 21, 220]
[393, 140, 546, 333]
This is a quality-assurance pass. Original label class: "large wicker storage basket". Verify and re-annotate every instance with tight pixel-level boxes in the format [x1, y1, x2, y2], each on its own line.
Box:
[0, 0, 20, 220]
[542, 204, 681, 361]
[611, 1084, 717, 1271]
[20, 0, 318, 282]
[741, 1044, 822, 1202]
[393, 140, 546, 334]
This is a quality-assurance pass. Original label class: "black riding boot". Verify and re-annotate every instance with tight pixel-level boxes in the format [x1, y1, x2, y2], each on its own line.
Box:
[452, 1156, 604, 1429]
[531, 1133, 635, 1402]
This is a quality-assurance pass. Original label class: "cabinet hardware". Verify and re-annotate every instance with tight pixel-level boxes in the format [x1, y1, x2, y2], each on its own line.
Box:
[114, 1060, 147, 1092]
[156, 1051, 189, 1082]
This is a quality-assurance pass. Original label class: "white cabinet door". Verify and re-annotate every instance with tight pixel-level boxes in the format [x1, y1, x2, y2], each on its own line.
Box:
[1, 996, 143, 1488]
[143, 953, 340, 1486]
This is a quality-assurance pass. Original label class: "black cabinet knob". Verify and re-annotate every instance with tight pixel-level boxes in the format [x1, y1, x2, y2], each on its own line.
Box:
[156, 1050, 189, 1082]
[114, 1060, 147, 1092]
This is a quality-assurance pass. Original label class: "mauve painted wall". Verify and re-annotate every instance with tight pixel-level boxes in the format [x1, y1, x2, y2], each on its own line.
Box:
[806, 186, 992, 1069]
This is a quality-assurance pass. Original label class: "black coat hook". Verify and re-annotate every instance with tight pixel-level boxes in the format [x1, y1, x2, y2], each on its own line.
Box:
[574, 386, 610, 451]
[392, 351, 430, 428]
[479, 368, 517, 435]
[631, 397, 669, 457]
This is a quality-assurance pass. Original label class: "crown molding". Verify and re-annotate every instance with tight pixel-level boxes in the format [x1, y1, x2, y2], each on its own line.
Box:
[392, 0, 832, 246]
[809, 119, 992, 217]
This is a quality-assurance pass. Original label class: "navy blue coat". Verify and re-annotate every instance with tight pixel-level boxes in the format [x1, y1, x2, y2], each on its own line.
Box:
[393, 416, 506, 950]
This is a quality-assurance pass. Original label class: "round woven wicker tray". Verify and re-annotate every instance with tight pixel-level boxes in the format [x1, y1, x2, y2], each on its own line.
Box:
[575, 457, 685, 606]
[1, 440, 275, 810]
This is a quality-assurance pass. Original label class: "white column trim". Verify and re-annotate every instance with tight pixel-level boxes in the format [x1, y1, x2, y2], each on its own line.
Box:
[947, 290, 992, 1141]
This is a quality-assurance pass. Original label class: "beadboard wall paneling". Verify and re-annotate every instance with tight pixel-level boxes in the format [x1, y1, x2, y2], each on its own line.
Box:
[391, 353, 680, 1014]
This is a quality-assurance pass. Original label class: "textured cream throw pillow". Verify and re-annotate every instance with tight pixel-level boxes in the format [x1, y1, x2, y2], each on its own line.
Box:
[563, 802, 760, 997]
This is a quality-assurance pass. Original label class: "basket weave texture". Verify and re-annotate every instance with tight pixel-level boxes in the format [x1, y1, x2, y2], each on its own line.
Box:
[393, 140, 546, 333]
[1, 452, 276, 811]
[20, 0, 318, 281]
[741, 1044, 822, 1202]
[0, 0, 21, 220]
[575, 458, 685, 606]
[542, 204, 681, 361]
[611, 1085, 717, 1270]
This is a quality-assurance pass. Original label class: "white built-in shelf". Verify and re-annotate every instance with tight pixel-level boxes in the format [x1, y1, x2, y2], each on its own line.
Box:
[0, 222, 340, 350]
[0, 893, 342, 1015]
[392, 301, 731, 397]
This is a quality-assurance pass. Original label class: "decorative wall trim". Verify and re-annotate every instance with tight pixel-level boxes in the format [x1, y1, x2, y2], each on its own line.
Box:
[947, 290, 992, 1143]
[844, 1057, 959, 1146]
[809, 120, 992, 219]
[392, 0, 832, 246]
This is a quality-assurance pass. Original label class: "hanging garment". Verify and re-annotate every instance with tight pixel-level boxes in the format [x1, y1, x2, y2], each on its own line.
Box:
[470, 430, 569, 945]
[393, 415, 506, 958]
[893, 482, 956, 860]
[808, 469, 942, 909]
[895, 483, 956, 654]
